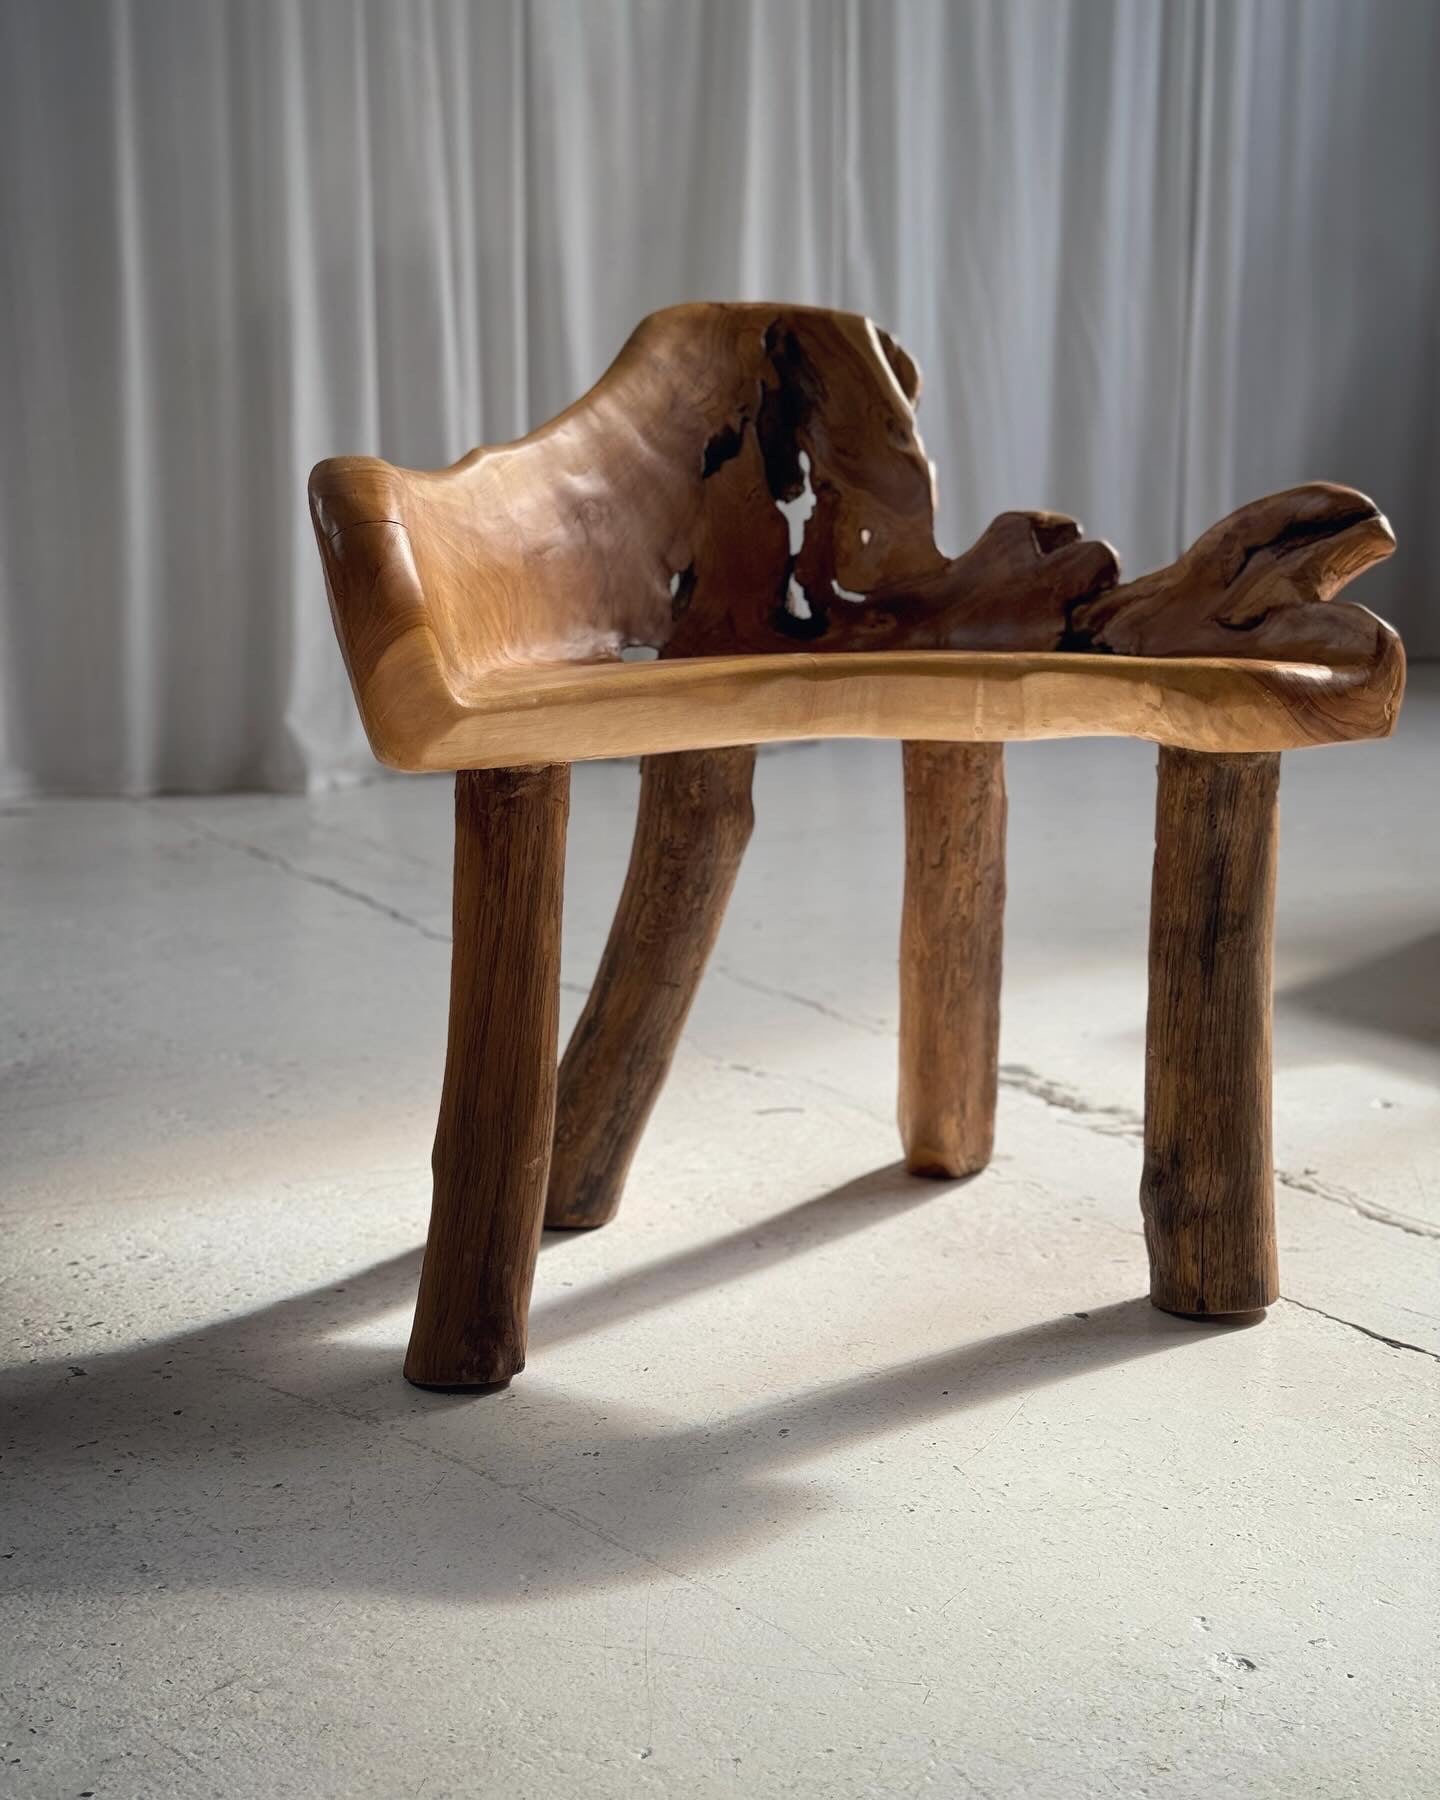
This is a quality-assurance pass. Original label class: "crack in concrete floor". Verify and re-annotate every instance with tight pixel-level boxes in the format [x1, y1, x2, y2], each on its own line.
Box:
[1279, 1297, 1440, 1364]
[8, 758, 1436, 1792]
[1271, 1169, 1440, 1241]
[164, 809, 453, 945]
[151, 800, 1437, 1267]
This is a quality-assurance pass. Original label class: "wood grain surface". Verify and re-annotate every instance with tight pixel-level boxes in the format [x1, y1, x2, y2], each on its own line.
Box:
[309, 300, 1404, 774]
[309, 304, 1402, 773]
[404, 764, 569, 1388]
[1142, 748, 1281, 1316]
[899, 742, 1006, 1179]
[311, 302, 1398, 1385]
[546, 746, 756, 1230]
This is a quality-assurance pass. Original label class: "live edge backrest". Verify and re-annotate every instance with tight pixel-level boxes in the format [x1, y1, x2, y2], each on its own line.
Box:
[309, 301, 1401, 758]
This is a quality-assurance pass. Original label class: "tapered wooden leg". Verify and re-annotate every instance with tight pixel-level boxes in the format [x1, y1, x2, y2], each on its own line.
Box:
[545, 746, 756, 1230]
[1143, 747, 1280, 1316]
[404, 764, 570, 1388]
[898, 741, 1006, 1178]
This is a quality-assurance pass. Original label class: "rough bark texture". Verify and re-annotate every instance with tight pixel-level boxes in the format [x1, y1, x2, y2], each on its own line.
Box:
[1142, 748, 1281, 1316]
[898, 741, 1006, 1177]
[546, 746, 756, 1229]
[404, 764, 570, 1388]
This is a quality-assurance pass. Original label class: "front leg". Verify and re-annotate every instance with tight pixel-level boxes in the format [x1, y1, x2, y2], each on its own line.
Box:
[405, 764, 570, 1388]
[1142, 748, 1280, 1316]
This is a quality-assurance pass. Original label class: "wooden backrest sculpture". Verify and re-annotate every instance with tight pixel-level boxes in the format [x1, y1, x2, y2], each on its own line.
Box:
[309, 304, 1404, 1391]
[311, 304, 1401, 769]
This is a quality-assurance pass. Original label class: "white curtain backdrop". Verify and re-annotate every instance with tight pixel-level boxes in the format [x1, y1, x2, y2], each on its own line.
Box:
[1, 0, 1436, 794]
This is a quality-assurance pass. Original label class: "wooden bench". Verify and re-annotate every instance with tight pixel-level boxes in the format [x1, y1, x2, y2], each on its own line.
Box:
[310, 302, 1403, 1389]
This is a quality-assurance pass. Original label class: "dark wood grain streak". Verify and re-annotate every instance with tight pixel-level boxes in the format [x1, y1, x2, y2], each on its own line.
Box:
[545, 747, 756, 1230]
[1142, 748, 1281, 1317]
[404, 764, 570, 1388]
[898, 742, 1006, 1178]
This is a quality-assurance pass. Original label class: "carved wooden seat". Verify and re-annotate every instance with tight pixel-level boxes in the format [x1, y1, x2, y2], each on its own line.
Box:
[310, 302, 1403, 1389]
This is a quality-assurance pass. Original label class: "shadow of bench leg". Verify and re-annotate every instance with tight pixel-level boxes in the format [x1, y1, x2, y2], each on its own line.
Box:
[404, 764, 570, 1388]
[1143, 747, 1281, 1317]
[545, 746, 757, 1230]
[899, 741, 1006, 1178]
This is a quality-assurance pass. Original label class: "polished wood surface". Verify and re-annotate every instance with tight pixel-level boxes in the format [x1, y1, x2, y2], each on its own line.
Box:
[899, 742, 1006, 1179]
[546, 746, 756, 1230]
[309, 304, 1401, 773]
[1142, 749, 1281, 1317]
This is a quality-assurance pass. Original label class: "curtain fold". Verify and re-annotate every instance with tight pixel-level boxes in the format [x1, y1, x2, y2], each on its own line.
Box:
[1, 0, 1435, 795]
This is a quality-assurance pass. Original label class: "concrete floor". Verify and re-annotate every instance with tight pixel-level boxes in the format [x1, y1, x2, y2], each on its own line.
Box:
[3, 676, 1438, 1799]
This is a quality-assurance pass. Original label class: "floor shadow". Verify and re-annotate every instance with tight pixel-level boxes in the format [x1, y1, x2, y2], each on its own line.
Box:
[530, 1160, 941, 1350]
[1279, 930, 1440, 1054]
[3, 1169, 1243, 1609]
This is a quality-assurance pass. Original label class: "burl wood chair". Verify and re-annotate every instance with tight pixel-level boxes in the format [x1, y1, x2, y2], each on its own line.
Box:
[310, 302, 1403, 1389]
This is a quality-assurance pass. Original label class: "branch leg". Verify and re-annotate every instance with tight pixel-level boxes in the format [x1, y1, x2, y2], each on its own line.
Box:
[898, 741, 1006, 1177]
[404, 764, 569, 1388]
[1143, 748, 1280, 1315]
[545, 746, 757, 1230]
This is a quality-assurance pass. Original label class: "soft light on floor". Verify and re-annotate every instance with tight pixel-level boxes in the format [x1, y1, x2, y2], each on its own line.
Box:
[3, 676, 1437, 1798]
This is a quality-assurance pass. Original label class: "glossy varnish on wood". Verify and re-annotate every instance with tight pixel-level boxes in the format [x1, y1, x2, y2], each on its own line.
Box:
[308, 302, 1404, 1388]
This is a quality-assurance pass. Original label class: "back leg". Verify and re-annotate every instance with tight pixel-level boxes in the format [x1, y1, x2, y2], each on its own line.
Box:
[545, 745, 757, 1229]
[898, 741, 1006, 1177]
